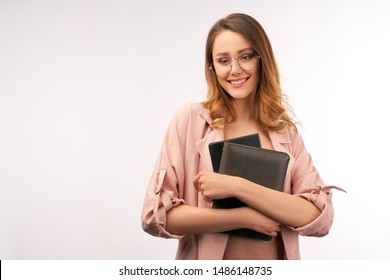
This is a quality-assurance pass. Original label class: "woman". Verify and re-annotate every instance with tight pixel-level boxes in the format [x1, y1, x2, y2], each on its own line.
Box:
[141, 13, 344, 260]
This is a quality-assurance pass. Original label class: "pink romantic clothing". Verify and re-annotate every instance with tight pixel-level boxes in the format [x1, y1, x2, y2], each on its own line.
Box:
[141, 102, 344, 259]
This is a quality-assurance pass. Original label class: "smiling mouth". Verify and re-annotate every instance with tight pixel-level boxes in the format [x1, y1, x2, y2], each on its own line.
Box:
[229, 78, 248, 85]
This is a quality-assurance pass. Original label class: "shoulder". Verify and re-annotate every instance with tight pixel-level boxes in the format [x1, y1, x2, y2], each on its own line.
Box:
[173, 102, 209, 117]
[283, 126, 308, 157]
[165, 102, 214, 146]
[269, 125, 301, 144]
[171, 102, 212, 125]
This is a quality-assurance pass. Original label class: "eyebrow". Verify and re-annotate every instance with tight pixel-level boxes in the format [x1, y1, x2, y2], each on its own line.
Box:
[214, 48, 254, 57]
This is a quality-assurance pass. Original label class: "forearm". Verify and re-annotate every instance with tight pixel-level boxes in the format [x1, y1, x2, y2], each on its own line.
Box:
[235, 179, 321, 227]
[166, 204, 244, 235]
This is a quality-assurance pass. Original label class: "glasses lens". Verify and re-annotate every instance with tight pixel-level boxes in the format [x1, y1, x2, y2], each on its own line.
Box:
[210, 63, 230, 78]
[239, 53, 259, 71]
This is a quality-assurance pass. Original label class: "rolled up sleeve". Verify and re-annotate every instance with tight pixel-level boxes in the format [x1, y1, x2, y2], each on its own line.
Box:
[142, 167, 185, 239]
[293, 185, 345, 236]
[141, 106, 190, 239]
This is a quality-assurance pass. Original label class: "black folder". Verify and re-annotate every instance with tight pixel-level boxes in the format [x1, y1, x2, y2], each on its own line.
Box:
[208, 133, 261, 173]
[212, 142, 290, 240]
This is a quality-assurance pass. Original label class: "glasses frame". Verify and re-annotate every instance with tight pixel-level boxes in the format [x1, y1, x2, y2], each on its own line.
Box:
[209, 52, 261, 78]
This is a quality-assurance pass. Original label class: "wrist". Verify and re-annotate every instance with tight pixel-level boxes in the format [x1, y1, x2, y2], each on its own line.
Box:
[228, 207, 249, 229]
[233, 176, 246, 199]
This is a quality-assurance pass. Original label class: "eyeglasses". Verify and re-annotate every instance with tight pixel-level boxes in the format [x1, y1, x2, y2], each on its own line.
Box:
[209, 52, 261, 78]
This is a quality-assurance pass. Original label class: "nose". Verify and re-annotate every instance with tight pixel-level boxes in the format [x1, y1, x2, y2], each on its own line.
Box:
[229, 58, 243, 75]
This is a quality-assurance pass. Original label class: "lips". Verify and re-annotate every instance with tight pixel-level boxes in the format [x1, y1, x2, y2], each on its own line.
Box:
[228, 77, 248, 86]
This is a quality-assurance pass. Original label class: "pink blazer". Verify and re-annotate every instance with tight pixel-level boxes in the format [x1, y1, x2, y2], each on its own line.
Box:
[141, 102, 344, 259]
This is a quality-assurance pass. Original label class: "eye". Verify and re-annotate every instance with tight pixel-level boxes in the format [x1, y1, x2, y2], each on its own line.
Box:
[240, 53, 255, 61]
[217, 58, 230, 65]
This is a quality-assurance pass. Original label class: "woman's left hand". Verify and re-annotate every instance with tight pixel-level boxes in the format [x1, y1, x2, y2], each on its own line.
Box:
[193, 171, 242, 203]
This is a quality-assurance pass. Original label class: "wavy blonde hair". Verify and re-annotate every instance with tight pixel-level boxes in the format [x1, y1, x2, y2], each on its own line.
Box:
[202, 13, 297, 132]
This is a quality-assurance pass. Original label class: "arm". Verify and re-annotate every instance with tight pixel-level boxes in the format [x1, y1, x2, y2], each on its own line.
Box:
[194, 171, 320, 228]
[234, 178, 321, 227]
[166, 204, 281, 237]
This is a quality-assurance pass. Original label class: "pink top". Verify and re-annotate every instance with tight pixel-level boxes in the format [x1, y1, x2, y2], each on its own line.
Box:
[141, 102, 345, 259]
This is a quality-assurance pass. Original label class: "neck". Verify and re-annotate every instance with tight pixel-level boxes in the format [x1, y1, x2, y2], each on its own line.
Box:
[233, 93, 256, 121]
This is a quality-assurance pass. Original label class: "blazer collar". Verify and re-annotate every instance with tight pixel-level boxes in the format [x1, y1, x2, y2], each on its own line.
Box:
[269, 129, 291, 153]
[198, 105, 213, 126]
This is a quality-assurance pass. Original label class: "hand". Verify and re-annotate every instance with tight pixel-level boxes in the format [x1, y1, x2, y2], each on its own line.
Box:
[240, 207, 281, 237]
[193, 171, 242, 203]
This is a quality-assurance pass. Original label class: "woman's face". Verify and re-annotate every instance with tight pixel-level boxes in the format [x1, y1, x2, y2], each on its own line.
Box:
[212, 30, 260, 101]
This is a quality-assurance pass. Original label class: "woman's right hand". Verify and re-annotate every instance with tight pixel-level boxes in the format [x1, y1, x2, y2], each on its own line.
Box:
[239, 207, 281, 237]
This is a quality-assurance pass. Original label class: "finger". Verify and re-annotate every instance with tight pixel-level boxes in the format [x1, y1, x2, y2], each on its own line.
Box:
[269, 231, 277, 237]
[202, 194, 213, 203]
[199, 185, 211, 203]
[195, 182, 201, 192]
[193, 173, 201, 189]
[272, 226, 281, 236]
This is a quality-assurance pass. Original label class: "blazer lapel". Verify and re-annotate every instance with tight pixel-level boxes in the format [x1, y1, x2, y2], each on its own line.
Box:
[269, 129, 294, 193]
[196, 128, 224, 172]
[195, 107, 224, 171]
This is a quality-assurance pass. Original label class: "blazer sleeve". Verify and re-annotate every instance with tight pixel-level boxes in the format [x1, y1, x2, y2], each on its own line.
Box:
[141, 106, 189, 239]
[288, 131, 345, 237]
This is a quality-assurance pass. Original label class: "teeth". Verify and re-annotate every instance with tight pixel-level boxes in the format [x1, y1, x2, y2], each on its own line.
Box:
[230, 78, 246, 85]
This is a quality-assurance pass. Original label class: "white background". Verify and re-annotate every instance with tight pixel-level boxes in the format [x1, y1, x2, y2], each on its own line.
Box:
[1, 0, 389, 260]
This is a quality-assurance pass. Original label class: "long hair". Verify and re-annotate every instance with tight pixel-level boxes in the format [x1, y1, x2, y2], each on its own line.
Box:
[202, 13, 297, 132]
